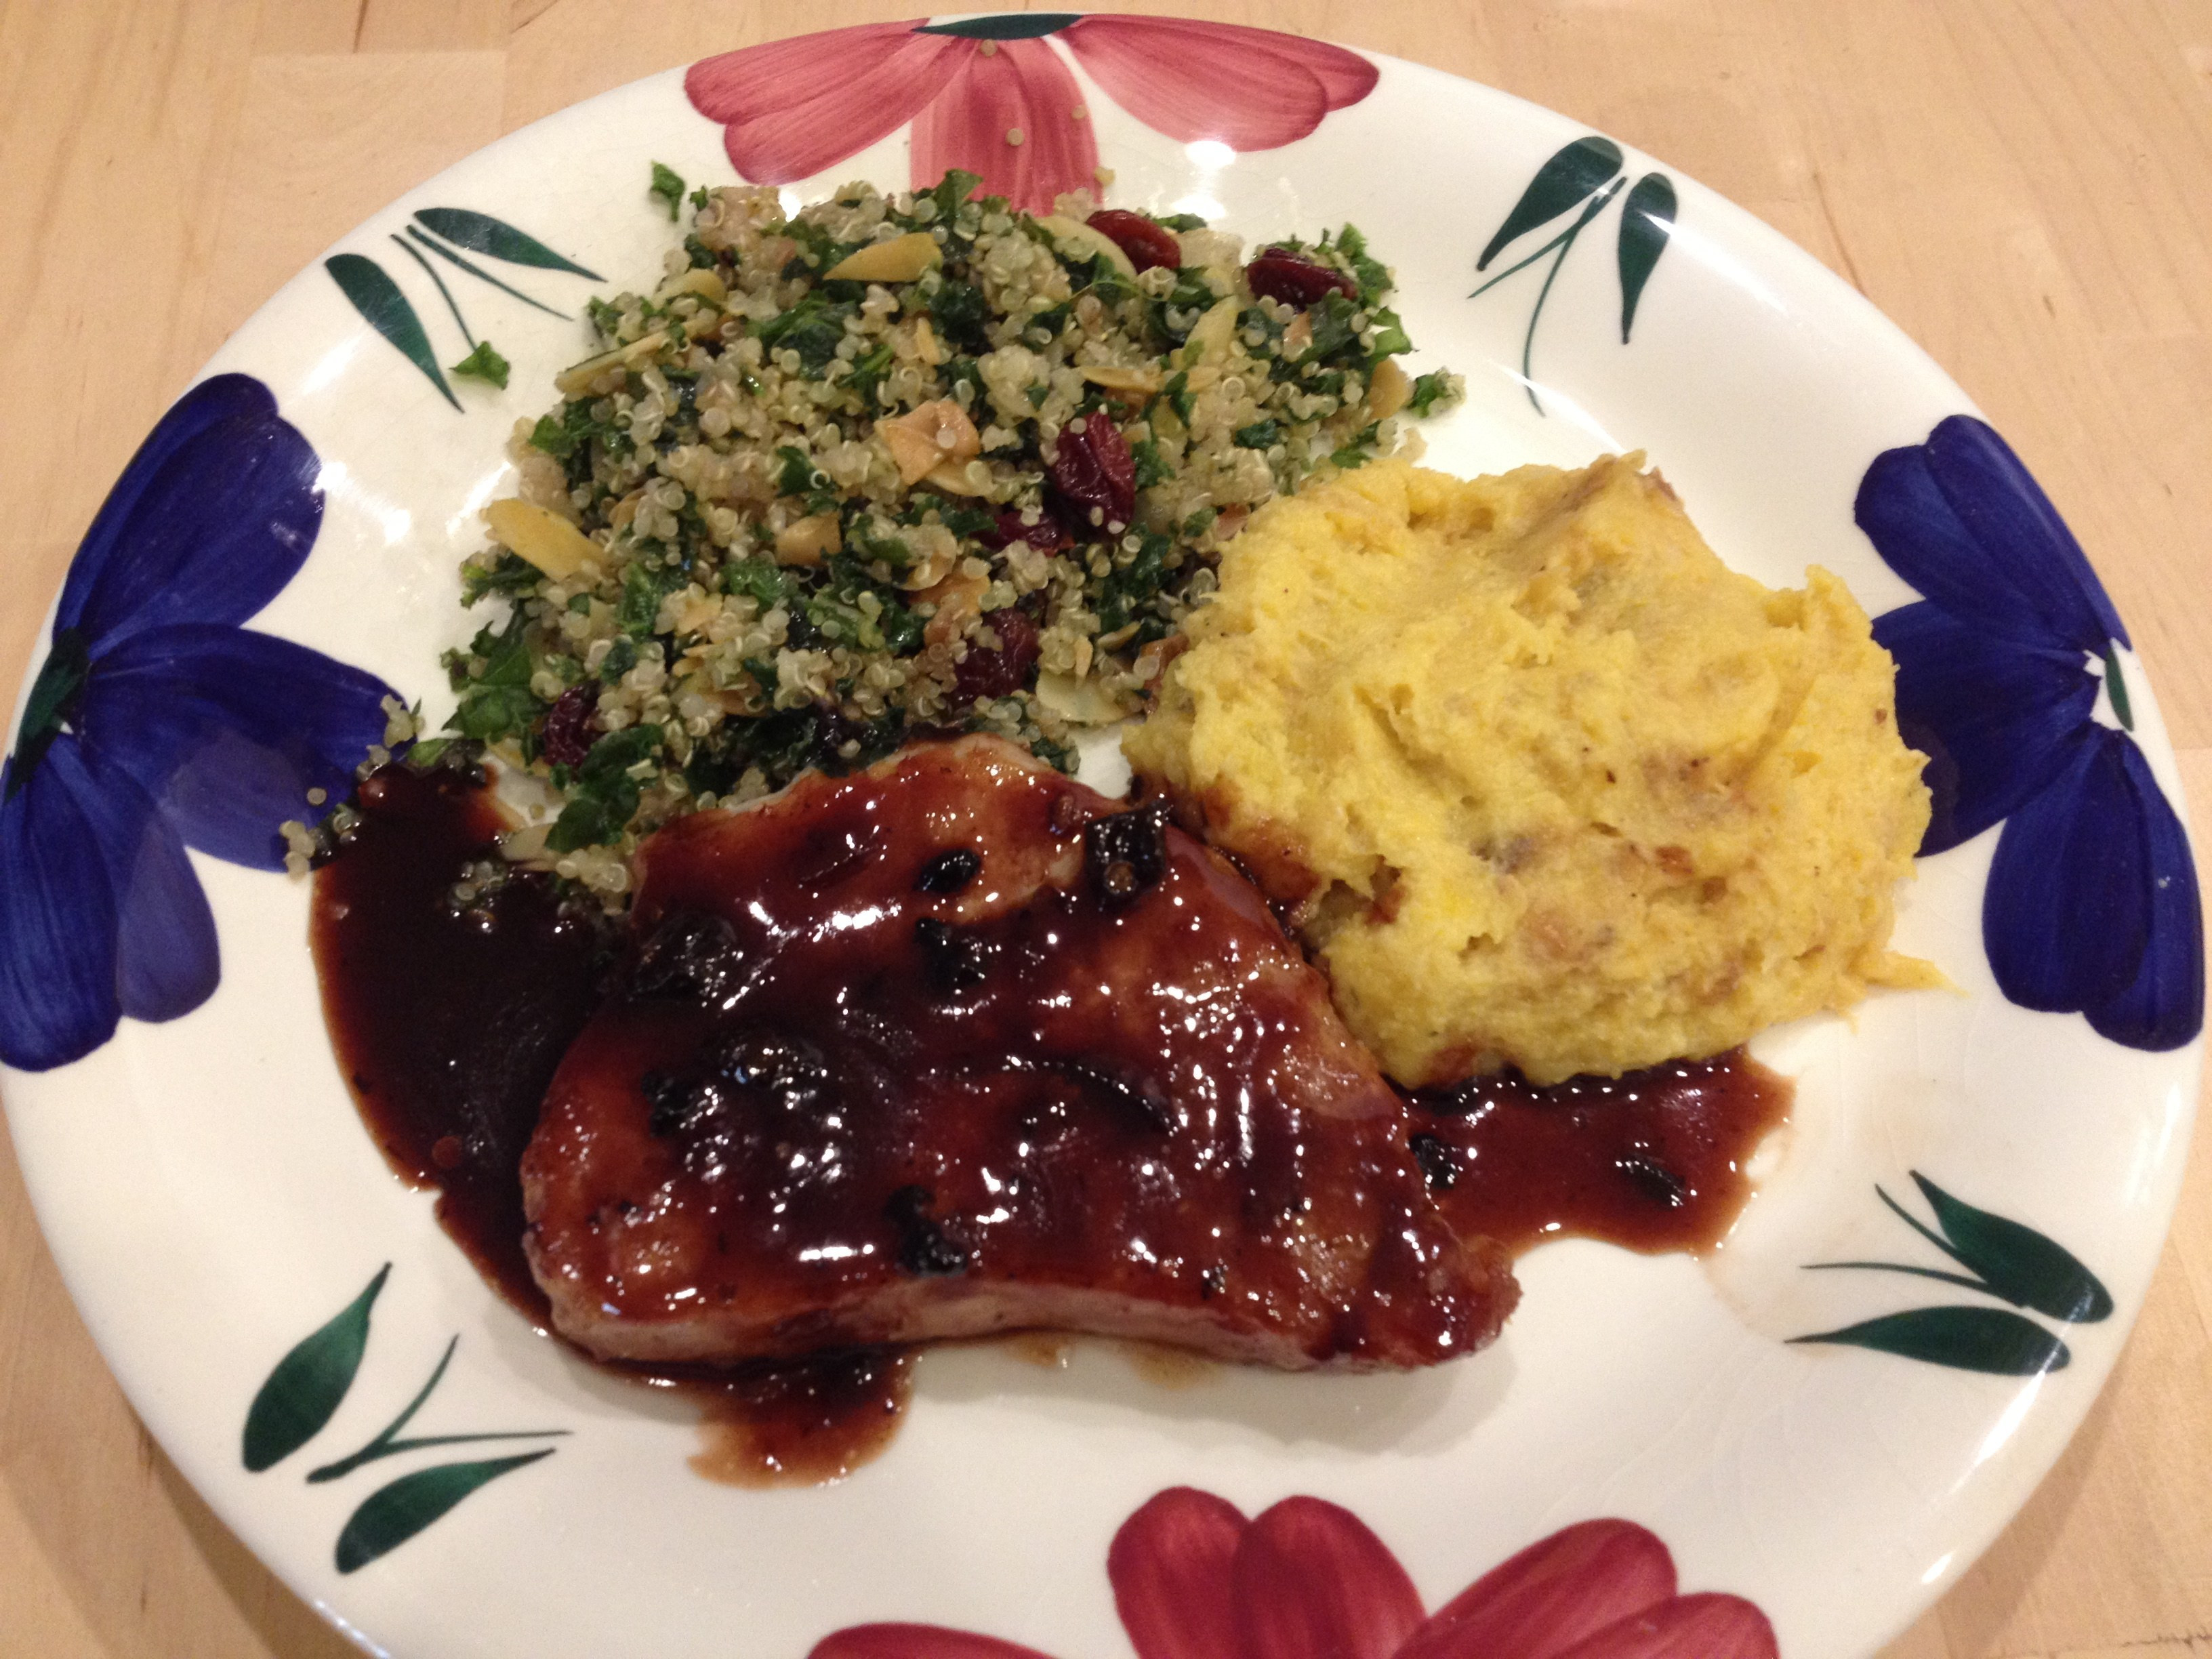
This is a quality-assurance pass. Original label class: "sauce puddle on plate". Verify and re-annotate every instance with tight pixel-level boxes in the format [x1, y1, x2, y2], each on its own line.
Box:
[312, 763, 1789, 1483]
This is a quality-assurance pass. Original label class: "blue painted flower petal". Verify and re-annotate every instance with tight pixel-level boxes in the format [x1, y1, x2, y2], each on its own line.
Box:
[1985, 727, 2204, 1048]
[76, 625, 398, 870]
[0, 756, 121, 1071]
[1857, 416, 2126, 654]
[56, 375, 323, 652]
[2087, 741, 2203, 1050]
[47, 740, 219, 1024]
[1875, 600, 2099, 855]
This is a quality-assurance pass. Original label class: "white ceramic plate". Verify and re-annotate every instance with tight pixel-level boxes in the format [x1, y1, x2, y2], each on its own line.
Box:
[3, 17, 2202, 1659]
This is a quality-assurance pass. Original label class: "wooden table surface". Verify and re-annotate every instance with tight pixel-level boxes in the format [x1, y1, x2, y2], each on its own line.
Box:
[2, 2, 2207, 1655]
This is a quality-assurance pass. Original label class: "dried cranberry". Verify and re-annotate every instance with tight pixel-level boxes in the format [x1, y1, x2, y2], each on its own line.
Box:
[953, 608, 1041, 703]
[1046, 415, 1136, 537]
[979, 506, 1071, 556]
[1245, 247, 1357, 307]
[1086, 209, 1181, 273]
[540, 685, 599, 766]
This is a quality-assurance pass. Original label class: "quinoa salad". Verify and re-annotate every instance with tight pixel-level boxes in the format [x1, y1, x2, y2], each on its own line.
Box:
[403, 166, 1461, 901]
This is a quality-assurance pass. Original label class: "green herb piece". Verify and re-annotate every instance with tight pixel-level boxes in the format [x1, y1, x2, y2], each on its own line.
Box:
[930, 168, 983, 222]
[1335, 224, 1393, 304]
[546, 724, 664, 852]
[1096, 533, 1171, 634]
[460, 551, 541, 606]
[1330, 421, 1382, 469]
[1364, 304, 1413, 365]
[445, 611, 541, 743]
[617, 560, 682, 637]
[597, 636, 637, 682]
[448, 340, 510, 390]
[756, 293, 857, 372]
[1162, 370, 1193, 424]
[775, 446, 819, 496]
[929, 280, 992, 354]
[1156, 212, 1206, 232]
[649, 161, 686, 222]
[1129, 437, 1172, 489]
[1407, 371, 1458, 417]
[1233, 418, 1283, 450]
[722, 558, 802, 609]
[845, 340, 895, 404]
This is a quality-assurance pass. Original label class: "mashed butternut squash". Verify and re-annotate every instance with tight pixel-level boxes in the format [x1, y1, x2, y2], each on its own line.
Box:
[1124, 455, 1938, 1086]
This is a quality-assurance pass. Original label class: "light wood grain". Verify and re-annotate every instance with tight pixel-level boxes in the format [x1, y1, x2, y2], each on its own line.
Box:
[1, 3, 2206, 1655]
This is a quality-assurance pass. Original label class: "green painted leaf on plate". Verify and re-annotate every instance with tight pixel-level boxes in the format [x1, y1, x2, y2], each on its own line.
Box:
[325, 256, 459, 411]
[1790, 1305, 2071, 1375]
[1913, 1172, 2114, 1323]
[334, 1448, 556, 1574]
[1476, 136, 1623, 271]
[242, 1263, 389, 1473]
[1616, 171, 1676, 342]
[411, 209, 601, 279]
[917, 13, 1080, 39]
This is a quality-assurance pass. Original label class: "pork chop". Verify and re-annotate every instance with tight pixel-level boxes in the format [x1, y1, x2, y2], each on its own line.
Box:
[521, 736, 1517, 1369]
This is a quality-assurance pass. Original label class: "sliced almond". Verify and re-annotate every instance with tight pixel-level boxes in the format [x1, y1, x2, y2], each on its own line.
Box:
[1180, 298, 1240, 367]
[555, 329, 670, 395]
[896, 523, 962, 591]
[1037, 215, 1138, 281]
[878, 398, 981, 486]
[1034, 670, 1127, 724]
[653, 266, 729, 306]
[906, 314, 944, 366]
[485, 497, 598, 579]
[823, 231, 943, 283]
[921, 458, 989, 497]
[1367, 357, 1412, 419]
[1080, 364, 1164, 398]
[774, 513, 842, 566]
[918, 571, 991, 648]
[672, 591, 722, 636]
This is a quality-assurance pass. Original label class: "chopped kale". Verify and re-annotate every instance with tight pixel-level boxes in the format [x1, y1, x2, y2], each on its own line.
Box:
[755, 293, 856, 371]
[618, 560, 684, 637]
[1408, 371, 1458, 417]
[546, 724, 664, 852]
[1233, 418, 1283, 450]
[929, 280, 993, 355]
[722, 558, 802, 609]
[775, 445, 820, 496]
[460, 550, 541, 606]
[1130, 437, 1172, 489]
[445, 611, 541, 743]
[649, 161, 685, 222]
[448, 340, 510, 390]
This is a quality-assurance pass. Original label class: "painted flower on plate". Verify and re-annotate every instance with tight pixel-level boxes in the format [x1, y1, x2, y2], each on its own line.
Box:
[0, 374, 402, 1071]
[811, 1486, 1777, 1659]
[684, 14, 1379, 213]
[1861, 414, 2203, 1050]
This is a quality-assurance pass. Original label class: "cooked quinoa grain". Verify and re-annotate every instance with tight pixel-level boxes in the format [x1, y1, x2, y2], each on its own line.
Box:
[432, 167, 1462, 877]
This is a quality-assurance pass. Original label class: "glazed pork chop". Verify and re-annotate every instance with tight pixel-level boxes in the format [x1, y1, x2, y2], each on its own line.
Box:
[521, 736, 1516, 1370]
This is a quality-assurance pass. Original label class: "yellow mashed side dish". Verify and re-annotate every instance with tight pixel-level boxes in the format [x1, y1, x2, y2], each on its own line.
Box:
[1123, 455, 1940, 1087]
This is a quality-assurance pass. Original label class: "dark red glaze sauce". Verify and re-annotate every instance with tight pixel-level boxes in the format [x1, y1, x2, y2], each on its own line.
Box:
[1409, 1055, 1789, 1255]
[313, 756, 1787, 1484]
[312, 763, 904, 1485]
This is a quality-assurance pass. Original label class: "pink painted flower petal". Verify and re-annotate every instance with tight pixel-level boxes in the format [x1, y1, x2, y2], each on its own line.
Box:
[1549, 1595, 1780, 1659]
[1107, 1488, 1248, 1659]
[1393, 1520, 1677, 1659]
[686, 22, 960, 183]
[1060, 18, 1378, 151]
[809, 1623, 1059, 1659]
[1232, 1496, 1426, 1659]
[910, 37, 1099, 213]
